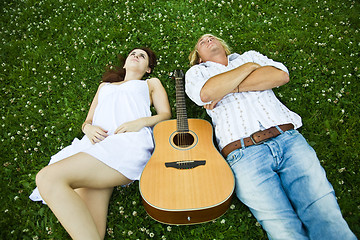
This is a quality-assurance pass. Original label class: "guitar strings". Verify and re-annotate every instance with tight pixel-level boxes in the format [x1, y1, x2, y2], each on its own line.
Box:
[176, 76, 190, 167]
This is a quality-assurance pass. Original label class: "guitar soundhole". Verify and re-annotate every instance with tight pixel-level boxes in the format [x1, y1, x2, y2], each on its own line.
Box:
[173, 132, 195, 148]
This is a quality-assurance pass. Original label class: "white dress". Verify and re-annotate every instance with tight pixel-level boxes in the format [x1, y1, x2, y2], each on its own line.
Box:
[30, 80, 154, 203]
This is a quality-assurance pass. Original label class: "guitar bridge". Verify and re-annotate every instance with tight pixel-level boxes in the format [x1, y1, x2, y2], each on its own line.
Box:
[165, 160, 206, 169]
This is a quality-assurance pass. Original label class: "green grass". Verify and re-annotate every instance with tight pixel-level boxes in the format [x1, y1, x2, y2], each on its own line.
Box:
[1, 0, 359, 239]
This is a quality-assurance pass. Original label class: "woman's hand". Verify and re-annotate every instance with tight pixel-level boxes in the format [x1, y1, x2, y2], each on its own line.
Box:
[114, 118, 146, 134]
[83, 124, 109, 144]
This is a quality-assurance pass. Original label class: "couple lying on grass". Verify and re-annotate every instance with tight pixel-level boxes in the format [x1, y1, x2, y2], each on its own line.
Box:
[30, 34, 357, 240]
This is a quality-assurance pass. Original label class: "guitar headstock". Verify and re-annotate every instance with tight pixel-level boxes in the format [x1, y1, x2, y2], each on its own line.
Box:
[171, 69, 184, 80]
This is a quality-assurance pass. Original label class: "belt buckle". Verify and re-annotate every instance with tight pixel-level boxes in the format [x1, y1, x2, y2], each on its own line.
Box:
[250, 130, 267, 145]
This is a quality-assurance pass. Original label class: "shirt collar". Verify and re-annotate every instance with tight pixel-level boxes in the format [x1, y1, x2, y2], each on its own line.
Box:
[200, 53, 240, 67]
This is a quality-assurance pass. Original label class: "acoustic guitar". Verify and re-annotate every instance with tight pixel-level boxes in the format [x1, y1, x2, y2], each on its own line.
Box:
[139, 70, 235, 225]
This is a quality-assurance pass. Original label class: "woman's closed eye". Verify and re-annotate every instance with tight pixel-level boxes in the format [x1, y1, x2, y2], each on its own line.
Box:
[130, 52, 146, 59]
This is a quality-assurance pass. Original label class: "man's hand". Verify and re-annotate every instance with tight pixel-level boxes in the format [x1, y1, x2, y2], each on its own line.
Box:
[203, 98, 221, 110]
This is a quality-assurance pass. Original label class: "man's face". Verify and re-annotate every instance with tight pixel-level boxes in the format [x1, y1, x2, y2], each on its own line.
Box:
[196, 35, 225, 63]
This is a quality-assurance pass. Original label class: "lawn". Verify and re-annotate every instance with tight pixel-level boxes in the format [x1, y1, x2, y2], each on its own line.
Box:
[1, 0, 359, 239]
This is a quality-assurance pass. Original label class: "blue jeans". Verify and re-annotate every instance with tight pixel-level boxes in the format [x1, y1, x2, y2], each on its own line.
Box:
[226, 129, 356, 240]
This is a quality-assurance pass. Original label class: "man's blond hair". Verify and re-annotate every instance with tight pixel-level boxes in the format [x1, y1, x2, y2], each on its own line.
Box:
[188, 34, 231, 66]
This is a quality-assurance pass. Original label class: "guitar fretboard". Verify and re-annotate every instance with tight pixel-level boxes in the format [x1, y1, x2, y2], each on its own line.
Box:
[175, 77, 189, 132]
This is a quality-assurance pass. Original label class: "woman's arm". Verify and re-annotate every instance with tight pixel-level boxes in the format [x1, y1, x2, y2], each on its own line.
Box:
[82, 83, 104, 129]
[115, 78, 171, 133]
[82, 83, 109, 143]
[146, 77, 172, 125]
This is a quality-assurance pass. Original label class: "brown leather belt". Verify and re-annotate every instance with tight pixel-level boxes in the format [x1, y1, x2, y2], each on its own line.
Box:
[221, 123, 294, 158]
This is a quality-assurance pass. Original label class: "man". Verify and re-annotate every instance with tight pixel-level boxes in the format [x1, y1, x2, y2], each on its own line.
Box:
[185, 34, 356, 239]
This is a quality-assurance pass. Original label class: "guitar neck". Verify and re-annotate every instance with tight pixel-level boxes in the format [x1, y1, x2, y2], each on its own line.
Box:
[175, 77, 189, 132]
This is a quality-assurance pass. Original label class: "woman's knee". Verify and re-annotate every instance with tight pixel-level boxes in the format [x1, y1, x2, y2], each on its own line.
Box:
[36, 166, 50, 189]
[35, 165, 63, 197]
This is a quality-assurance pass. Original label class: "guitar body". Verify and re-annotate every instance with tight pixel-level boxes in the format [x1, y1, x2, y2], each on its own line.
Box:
[139, 118, 235, 225]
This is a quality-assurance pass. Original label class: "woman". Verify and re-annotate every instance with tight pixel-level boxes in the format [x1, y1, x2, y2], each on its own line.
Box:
[29, 47, 171, 239]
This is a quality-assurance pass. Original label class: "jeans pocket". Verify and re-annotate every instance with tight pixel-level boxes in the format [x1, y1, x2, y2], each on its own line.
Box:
[226, 149, 243, 167]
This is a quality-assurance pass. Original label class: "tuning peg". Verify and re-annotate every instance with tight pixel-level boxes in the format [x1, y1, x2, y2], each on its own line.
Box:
[173, 69, 184, 79]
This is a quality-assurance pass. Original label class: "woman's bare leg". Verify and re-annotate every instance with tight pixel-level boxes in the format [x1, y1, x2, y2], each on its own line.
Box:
[36, 152, 132, 240]
[75, 188, 114, 239]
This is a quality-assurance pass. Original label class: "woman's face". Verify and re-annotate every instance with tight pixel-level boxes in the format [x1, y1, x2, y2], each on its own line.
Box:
[124, 49, 151, 74]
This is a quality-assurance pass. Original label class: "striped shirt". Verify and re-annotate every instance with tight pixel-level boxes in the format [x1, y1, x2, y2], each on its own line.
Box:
[185, 51, 302, 151]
